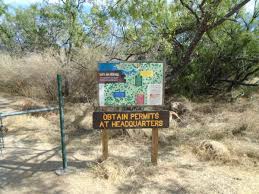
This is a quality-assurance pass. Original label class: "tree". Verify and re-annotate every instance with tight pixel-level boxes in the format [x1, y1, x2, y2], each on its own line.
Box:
[93, 0, 258, 95]
[0, 3, 59, 53]
[0, 0, 257, 96]
[0, 0, 95, 56]
[0, 0, 12, 50]
[50, 0, 90, 62]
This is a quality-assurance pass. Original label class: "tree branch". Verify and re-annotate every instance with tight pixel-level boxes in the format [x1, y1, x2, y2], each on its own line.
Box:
[180, 0, 200, 23]
[109, 54, 134, 61]
[217, 79, 259, 87]
[240, 67, 259, 82]
[109, 48, 151, 61]
[174, 25, 194, 34]
[209, 0, 251, 29]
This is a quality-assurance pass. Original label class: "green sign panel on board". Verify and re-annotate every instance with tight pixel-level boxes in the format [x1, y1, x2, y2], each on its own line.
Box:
[97, 62, 164, 107]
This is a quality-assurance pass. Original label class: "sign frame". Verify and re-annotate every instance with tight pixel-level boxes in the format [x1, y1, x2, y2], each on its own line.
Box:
[96, 61, 166, 108]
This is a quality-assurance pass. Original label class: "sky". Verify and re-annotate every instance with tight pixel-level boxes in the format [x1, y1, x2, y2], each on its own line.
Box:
[3, 0, 59, 6]
[3, 0, 257, 13]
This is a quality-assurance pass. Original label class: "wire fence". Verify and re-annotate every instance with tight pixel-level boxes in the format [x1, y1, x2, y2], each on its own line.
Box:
[0, 74, 68, 172]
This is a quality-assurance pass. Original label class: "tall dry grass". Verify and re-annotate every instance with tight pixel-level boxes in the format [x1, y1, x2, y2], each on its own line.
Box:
[0, 48, 105, 102]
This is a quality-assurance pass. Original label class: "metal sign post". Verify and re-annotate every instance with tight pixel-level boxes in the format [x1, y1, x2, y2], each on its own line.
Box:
[57, 74, 68, 171]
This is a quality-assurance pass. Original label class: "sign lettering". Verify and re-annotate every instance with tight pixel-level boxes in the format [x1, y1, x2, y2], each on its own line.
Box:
[93, 111, 169, 129]
[97, 71, 126, 83]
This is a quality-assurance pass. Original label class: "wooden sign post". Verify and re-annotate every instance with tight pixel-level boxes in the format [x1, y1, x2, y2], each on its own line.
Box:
[102, 128, 108, 160]
[93, 111, 169, 164]
[151, 128, 158, 165]
[95, 62, 168, 165]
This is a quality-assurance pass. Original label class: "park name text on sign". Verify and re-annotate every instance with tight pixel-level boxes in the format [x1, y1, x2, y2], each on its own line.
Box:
[93, 111, 169, 129]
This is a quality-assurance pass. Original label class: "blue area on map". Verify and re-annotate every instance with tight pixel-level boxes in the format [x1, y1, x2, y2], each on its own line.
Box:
[121, 69, 138, 76]
[113, 92, 126, 98]
[98, 63, 119, 72]
[98, 63, 138, 76]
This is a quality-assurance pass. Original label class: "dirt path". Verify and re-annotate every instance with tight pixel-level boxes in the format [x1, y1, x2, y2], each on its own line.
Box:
[0, 93, 259, 194]
[0, 132, 115, 194]
[0, 94, 16, 113]
[0, 93, 112, 193]
[1, 128, 259, 194]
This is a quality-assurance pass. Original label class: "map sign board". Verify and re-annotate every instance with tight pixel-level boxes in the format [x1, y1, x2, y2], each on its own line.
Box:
[93, 111, 169, 129]
[97, 62, 164, 107]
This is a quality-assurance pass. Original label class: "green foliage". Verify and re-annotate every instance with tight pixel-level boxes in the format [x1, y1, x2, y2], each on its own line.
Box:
[95, 0, 259, 96]
[0, 0, 6, 16]
[0, 0, 93, 54]
[0, 0, 258, 97]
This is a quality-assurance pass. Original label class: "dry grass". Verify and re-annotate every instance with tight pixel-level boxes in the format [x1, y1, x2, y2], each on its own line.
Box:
[193, 140, 231, 162]
[1, 90, 259, 193]
[0, 46, 258, 193]
[91, 158, 130, 183]
[0, 50, 59, 98]
[4, 114, 60, 144]
[0, 48, 105, 102]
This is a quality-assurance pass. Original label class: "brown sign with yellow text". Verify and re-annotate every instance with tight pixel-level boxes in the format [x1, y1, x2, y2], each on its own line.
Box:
[93, 111, 169, 129]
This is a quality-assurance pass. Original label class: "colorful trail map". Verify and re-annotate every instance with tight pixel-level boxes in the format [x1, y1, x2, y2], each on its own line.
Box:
[98, 62, 164, 106]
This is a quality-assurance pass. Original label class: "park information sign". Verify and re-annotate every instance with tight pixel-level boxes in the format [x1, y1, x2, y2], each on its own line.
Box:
[94, 62, 169, 164]
[93, 111, 169, 129]
[98, 62, 165, 107]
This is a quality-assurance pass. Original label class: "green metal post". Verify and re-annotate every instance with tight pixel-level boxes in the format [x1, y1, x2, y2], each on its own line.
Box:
[57, 74, 67, 170]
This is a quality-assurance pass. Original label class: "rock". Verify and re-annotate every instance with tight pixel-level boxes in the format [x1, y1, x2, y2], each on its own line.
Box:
[126, 129, 150, 139]
[170, 111, 181, 123]
[142, 128, 152, 138]
[159, 132, 170, 145]
[78, 114, 93, 129]
[109, 129, 125, 138]
[195, 140, 231, 162]
[170, 102, 188, 115]
[126, 129, 170, 145]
